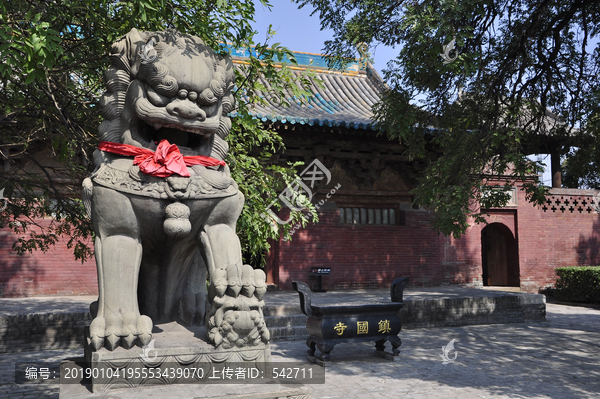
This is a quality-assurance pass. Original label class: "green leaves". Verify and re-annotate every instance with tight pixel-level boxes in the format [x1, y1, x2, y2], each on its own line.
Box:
[555, 266, 600, 304]
[0, 9, 64, 84]
[297, 0, 599, 237]
[227, 37, 319, 265]
[0, 0, 317, 266]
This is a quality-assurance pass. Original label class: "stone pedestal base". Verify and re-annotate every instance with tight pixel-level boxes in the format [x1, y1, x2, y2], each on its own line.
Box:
[82, 322, 271, 392]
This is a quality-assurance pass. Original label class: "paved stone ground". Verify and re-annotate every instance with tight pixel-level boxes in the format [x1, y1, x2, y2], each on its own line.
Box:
[1, 302, 599, 399]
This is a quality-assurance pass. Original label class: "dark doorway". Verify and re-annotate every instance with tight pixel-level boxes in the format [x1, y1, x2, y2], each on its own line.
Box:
[481, 223, 520, 286]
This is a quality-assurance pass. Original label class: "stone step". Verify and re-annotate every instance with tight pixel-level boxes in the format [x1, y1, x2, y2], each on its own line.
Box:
[400, 293, 546, 329]
[268, 325, 309, 342]
[264, 312, 308, 342]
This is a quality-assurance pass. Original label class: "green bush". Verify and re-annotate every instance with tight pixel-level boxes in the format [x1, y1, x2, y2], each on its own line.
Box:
[554, 266, 600, 304]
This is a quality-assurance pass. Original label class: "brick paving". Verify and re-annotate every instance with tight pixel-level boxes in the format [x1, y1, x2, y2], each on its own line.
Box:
[1, 302, 599, 398]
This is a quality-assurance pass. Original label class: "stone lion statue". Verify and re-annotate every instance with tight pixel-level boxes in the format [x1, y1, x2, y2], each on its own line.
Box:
[82, 28, 269, 351]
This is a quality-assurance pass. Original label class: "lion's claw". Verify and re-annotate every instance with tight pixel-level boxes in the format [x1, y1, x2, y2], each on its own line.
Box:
[88, 312, 153, 351]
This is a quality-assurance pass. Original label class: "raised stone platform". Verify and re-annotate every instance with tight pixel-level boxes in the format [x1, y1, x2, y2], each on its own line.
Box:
[0, 287, 546, 353]
[401, 291, 545, 328]
[80, 321, 271, 392]
[266, 287, 546, 340]
[0, 297, 95, 353]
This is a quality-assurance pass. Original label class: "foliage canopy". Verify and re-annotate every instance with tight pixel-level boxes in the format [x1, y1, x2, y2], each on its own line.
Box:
[0, 0, 316, 265]
[296, 0, 600, 236]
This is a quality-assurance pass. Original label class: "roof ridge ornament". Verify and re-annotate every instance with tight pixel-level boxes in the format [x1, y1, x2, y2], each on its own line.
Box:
[356, 42, 373, 70]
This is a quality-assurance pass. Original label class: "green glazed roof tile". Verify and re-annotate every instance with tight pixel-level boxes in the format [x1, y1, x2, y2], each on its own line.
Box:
[232, 51, 382, 130]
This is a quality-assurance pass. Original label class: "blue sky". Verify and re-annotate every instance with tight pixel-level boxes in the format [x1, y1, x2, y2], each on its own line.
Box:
[251, 1, 397, 77]
[251, 1, 553, 185]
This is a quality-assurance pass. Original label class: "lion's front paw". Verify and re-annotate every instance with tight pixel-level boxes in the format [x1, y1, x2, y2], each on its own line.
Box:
[89, 312, 153, 351]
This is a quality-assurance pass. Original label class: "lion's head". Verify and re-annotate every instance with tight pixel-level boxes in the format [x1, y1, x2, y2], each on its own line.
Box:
[98, 29, 235, 163]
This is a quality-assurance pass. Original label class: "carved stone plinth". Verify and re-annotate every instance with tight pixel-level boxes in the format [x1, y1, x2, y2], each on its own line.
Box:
[83, 322, 271, 392]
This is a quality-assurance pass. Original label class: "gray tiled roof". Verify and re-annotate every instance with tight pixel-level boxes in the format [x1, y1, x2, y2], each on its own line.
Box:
[230, 49, 578, 141]
[232, 52, 383, 130]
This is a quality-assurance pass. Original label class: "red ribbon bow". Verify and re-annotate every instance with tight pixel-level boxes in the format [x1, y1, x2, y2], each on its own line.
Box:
[98, 140, 226, 178]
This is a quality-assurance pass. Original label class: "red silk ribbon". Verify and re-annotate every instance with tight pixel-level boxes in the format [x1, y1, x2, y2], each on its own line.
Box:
[98, 140, 225, 178]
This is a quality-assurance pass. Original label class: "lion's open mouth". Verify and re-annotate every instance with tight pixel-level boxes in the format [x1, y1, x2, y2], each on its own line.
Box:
[128, 80, 222, 153]
[136, 119, 210, 152]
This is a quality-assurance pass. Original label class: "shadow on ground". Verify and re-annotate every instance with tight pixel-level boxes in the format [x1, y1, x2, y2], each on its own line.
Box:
[272, 303, 600, 399]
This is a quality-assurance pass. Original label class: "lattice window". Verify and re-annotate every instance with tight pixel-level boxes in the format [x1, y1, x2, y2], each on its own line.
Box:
[540, 195, 600, 213]
[339, 207, 397, 225]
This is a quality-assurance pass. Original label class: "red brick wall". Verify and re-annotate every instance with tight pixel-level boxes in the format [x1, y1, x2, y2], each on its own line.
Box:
[0, 220, 98, 297]
[509, 188, 600, 292]
[442, 209, 518, 288]
[2, 189, 599, 297]
[267, 207, 448, 291]
[266, 188, 600, 293]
